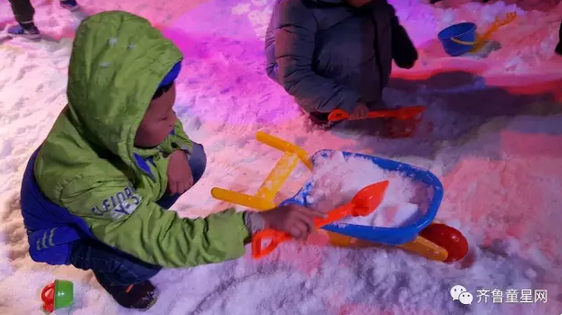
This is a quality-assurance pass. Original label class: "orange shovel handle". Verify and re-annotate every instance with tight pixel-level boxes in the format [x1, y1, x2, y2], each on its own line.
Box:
[251, 229, 292, 259]
[328, 106, 426, 122]
[313, 204, 354, 227]
[383, 106, 426, 120]
[251, 204, 354, 259]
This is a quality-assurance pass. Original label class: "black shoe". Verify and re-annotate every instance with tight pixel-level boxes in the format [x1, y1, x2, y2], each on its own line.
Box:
[96, 275, 158, 310]
[556, 42, 562, 56]
[7, 23, 41, 40]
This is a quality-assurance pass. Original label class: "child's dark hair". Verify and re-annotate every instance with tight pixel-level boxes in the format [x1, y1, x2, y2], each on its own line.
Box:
[152, 83, 173, 100]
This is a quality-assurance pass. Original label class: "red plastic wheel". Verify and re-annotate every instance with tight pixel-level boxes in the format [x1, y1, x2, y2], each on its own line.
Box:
[419, 223, 469, 263]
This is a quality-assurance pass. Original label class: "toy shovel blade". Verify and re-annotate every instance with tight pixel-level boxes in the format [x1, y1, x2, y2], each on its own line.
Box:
[251, 181, 389, 259]
[313, 180, 389, 227]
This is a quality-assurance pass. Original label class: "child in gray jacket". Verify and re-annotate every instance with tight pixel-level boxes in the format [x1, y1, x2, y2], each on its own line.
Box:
[265, 0, 418, 126]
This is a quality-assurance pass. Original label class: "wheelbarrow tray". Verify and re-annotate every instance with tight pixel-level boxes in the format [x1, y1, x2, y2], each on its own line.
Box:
[281, 149, 444, 246]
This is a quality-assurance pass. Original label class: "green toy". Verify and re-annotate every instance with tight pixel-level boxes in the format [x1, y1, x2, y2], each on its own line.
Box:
[41, 280, 74, 313]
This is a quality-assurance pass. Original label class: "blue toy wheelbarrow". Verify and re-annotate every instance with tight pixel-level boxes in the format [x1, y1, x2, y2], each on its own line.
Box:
[211, 132, 469, 263]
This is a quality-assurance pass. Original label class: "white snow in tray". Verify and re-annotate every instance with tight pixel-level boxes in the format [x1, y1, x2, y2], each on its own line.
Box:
[306, 151, 424, 228]
[1, 0, 562, 314]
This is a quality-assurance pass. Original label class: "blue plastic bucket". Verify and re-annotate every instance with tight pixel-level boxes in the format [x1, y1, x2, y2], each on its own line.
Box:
[438, 22, 477, 56]
[281, 149, 444, 246]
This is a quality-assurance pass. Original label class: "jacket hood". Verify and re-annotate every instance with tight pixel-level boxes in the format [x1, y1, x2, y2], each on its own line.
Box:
[66, 11, 182, 165]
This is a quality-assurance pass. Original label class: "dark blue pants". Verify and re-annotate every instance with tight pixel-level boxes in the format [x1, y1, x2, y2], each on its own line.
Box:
[69, 143, 207, 285]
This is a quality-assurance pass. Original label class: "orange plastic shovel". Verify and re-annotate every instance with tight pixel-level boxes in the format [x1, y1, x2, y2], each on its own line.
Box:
[251, 180, 389, 259]
[470, 12, 517, 53]
[328, 106, 426, 122]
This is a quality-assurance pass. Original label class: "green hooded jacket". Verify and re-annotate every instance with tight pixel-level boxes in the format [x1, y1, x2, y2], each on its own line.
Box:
[34, 11, 250, 268]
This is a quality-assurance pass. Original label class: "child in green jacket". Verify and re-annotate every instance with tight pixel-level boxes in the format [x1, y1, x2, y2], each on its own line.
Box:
[20, 11, 323, 310]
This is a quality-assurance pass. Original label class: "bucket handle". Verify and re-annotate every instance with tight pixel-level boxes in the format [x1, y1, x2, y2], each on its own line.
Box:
[450, 37, 476, 46]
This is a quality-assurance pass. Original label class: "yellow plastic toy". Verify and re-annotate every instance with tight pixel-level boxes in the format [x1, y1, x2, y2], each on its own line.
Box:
[211, 132, 468, 263]
[211, 131, 312, 211]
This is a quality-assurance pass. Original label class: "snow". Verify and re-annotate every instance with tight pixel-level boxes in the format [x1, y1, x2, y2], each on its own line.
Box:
[305, 151, 423, 228]
[1, 0, 562, 314]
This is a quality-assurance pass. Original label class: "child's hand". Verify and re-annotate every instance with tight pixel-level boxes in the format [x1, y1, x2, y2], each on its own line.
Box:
[260, 204, 327, 240]
[350, 102, 370, 120]
[167, 150, 194, 195]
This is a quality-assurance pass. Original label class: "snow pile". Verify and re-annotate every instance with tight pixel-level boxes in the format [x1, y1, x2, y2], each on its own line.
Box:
[304, 152, 423, 228]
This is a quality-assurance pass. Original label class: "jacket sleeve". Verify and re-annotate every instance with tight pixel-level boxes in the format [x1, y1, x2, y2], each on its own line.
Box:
[383, 0, 399, 26]
[274, 0, 360, 113]
[264, 3, 279, 82]
[59, 178, 250, 267]
[384, 1, 418, 69]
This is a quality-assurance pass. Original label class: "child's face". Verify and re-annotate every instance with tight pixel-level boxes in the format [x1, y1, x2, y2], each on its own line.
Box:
[134, 83, 178, 148]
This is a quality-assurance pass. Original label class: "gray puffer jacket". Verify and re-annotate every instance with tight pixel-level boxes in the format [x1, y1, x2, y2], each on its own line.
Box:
[265, 0, 397, 114]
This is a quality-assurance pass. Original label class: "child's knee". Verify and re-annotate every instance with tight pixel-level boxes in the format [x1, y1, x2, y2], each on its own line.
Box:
[70, 240, 162, 284]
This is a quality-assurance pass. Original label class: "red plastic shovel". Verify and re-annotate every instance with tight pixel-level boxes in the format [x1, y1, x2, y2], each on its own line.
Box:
[251, 181, 389, 259]
[328, 106, 426, 122]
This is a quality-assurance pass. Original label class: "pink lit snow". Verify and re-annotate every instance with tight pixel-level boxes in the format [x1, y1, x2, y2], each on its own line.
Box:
[1, 0, 561, 314]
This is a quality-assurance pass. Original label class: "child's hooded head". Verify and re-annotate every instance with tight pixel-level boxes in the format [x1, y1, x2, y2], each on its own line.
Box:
[66, 11, 183, 160]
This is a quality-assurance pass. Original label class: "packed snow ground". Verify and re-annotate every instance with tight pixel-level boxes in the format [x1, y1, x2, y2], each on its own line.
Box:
[1, 0, 562, 314]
